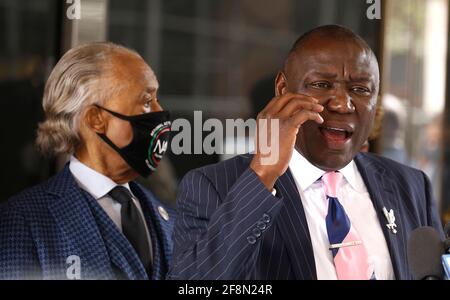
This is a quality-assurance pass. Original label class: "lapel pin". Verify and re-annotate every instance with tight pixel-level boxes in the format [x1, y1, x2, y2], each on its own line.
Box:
[158, 206, 169, 221]
[382, 207, 397, 234]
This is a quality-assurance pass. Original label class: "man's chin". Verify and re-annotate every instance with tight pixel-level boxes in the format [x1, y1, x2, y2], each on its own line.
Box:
[125, 168, 140, 181]
[309, 152, 354, 172]
[297, 141, 355, 171]
[112, 164, 139, 183]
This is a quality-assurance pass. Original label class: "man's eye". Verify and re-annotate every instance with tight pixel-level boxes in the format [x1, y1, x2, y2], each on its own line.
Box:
[143, 99, 153, 112]
[310, 82, 331, 89]
[351, 86, 371, 95]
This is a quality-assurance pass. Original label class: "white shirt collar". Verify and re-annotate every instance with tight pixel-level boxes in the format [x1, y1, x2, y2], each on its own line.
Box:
[289, 149, 325, 191]
[288, 150, 366, 193]
[69, 155, 131, 200]
[339, 156, 367, 193]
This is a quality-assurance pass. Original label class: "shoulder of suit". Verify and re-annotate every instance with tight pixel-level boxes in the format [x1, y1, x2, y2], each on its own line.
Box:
[0, 183, 45, 228]
[1, 169, 68, 217]
[357, 152, 425, 180]
[183, 154, 253, 182]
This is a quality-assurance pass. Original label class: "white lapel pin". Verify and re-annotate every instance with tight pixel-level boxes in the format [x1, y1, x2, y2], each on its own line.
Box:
[158, 206, 170, 221]
[382, 207, 397, 234]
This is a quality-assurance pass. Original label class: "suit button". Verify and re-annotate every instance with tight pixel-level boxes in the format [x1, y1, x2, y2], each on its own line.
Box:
[256, 221, 267, 231]
[247, 236, 257, 244]
[252, 228, 261, 238]
[262, 213, 271, 223]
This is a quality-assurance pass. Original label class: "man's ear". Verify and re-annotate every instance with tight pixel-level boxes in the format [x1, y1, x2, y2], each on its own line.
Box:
[84, 106, 107, 134]
[275, 71, 288, 96]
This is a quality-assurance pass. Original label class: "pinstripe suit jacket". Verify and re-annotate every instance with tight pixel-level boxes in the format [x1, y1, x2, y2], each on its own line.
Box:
[0, 165, 175, 280]
[169, 152, 444, 280]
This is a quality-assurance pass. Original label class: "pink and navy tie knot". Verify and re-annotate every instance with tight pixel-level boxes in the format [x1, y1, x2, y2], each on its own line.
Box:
[322, 171, 343, 198]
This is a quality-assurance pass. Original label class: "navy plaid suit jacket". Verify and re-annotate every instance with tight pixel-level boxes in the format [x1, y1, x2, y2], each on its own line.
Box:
[0, 165, 175, 280]
[169, 152, 444, 280]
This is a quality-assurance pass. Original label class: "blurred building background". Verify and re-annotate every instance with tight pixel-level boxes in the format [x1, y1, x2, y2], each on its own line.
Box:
[0, 0, 449, 224]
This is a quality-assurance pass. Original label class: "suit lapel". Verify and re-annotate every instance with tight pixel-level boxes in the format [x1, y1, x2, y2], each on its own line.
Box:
[81, 189, 149, 280]
[48, 165, 148, 280]
[46, 166, 114, 279]
[130, 182, 169, 280]
[275, 169, 317, 280]
[355, 153, 410, 279]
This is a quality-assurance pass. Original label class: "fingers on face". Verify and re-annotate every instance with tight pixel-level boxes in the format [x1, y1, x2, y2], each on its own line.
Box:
[289, 109, 324, 128]
[258, 93, 323, 127]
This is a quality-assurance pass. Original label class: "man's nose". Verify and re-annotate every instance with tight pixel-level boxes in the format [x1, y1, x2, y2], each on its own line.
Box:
[325, 87, 355, 114]
[153, 100, 163, 112]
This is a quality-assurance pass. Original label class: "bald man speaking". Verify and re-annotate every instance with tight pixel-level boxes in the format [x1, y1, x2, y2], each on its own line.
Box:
[169, 25, 444, 280]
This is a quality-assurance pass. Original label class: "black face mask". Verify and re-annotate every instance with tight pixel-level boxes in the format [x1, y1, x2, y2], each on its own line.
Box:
[95, 105, 171, 177]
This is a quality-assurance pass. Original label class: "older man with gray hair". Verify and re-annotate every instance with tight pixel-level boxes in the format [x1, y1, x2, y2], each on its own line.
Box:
[0, 42, 175, 280]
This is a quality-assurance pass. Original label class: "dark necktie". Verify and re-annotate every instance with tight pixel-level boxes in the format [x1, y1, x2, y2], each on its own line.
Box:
[108, 186, 152, 275]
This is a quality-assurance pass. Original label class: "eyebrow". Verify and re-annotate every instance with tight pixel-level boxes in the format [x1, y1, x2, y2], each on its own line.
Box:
[307, 72, 338, 79]
[146, 86, 158, 94]
[137, 87, 158, 101]
[147, 86, 158, 93]
[306, 72, 375, 84]
[348, 74, 375, 82]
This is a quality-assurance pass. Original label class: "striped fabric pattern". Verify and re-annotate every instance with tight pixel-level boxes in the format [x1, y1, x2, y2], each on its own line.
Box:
[169, 152, 444, 280]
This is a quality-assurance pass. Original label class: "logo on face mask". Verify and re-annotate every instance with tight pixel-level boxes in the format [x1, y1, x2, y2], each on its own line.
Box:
[146, 121, 171, 171]
[95, 105, 171, 178]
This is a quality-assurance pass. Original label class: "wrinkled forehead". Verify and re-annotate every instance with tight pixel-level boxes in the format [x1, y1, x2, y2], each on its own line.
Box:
[140, 66, 159, 90]
[286, 37, 379, 83]
[109, 51, 159, 90]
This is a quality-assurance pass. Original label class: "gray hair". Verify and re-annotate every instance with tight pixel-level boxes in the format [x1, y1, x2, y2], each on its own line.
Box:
[36, 42, 142, 156]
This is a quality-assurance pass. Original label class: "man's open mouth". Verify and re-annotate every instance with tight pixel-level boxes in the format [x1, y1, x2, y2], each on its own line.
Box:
[318, 123, 354, 147]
